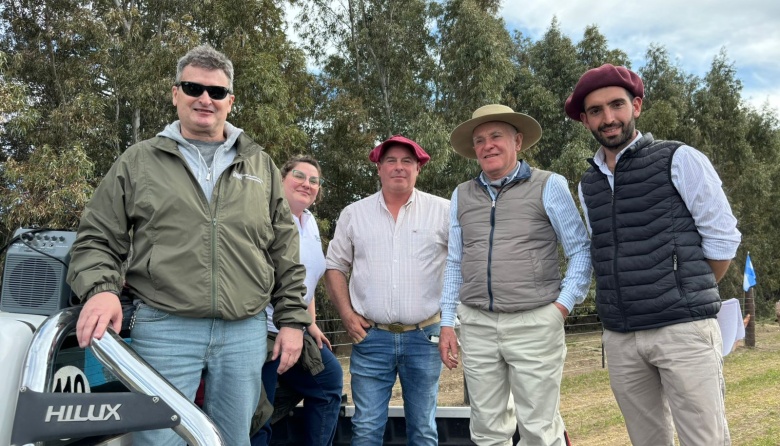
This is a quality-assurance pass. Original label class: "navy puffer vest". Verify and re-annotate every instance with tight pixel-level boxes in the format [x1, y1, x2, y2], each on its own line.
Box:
[581, 133, 720, 332]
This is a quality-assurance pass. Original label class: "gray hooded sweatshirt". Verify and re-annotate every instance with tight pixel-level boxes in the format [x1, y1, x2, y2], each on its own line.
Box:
[158, 121, 243, 203]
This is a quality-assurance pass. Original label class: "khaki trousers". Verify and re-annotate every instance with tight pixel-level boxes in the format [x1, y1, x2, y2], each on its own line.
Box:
[458, 303, 567, 446]
[603, 318, 731, 446]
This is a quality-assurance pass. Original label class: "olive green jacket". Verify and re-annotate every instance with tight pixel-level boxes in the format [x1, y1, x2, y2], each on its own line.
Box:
[67, 131, 310, 327]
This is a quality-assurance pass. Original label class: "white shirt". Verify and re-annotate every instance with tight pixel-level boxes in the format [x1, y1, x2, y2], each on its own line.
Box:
[266, 210, 325, 333]
[577, 132, 741, 260]
[326, 189, 450, 325]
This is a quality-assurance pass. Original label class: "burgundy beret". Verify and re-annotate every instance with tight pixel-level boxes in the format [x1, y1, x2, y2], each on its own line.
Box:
[565, 64, 644, 121]
[369, 135, 431, 167]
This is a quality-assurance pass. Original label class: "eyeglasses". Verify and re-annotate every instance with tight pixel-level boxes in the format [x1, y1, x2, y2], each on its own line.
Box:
[176, 81, 232, 100]
[290, 169, 323, 187]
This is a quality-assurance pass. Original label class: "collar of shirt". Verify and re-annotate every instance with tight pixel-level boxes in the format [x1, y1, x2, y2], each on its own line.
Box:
[479, 161, 520, 187]
[296, 208, 313, 233]
[592, 131, 644, 175]
[378, 188, 417, 212]
[478, 161, 531, 198]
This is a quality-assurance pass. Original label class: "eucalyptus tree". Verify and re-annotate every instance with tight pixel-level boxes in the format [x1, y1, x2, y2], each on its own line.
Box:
[294, 0, 440, 230]
[424, 0, 516, 198]
[737, 104, 780, 308]
[0, 50, 38, 159]
[0, 145, 94, 237]
[299, 0, 436, 136]
[692, 50, 749, 174]
[1, 1, 122, 170]
[434, 0, 514, 122]
[0, 0, 314, 242]
[576, 25, 629, 70]
[637, 44, 699, 143]
[194, 0, 314, 162]
[506, 20, 612, 177]
[688, 50, 780, 306]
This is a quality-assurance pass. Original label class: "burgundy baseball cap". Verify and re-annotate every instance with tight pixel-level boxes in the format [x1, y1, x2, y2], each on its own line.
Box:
[565, 64, 644, 121]
[369, 135, 431, 167]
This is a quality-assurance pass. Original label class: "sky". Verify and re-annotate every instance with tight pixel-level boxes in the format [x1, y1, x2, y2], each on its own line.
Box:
[500, 0, 780, 113]
[284, 1, 780, 114]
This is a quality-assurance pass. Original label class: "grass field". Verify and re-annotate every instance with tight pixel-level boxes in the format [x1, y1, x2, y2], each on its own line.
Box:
[337, 322, 780, 445]
[557, 323, 780, 445]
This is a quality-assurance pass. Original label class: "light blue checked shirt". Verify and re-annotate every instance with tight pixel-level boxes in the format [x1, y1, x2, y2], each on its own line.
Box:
[440, 161, 592, 327]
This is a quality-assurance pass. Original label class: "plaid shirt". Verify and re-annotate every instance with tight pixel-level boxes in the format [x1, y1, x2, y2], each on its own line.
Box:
[326, 189, 450, 325]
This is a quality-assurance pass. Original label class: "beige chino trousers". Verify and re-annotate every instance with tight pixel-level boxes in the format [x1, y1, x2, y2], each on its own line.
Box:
[458, 303, 567, 446]
[603, 318, 731, 446]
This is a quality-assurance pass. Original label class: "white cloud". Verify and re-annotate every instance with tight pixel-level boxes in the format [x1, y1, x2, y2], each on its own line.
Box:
[500, 0, 780, 114]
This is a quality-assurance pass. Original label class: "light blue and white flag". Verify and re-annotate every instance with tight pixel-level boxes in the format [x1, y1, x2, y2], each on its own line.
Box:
[743, 253, 757, 292]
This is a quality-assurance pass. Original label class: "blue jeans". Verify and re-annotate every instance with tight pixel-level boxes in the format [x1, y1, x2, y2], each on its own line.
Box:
[251, 336, 344, 446]
[350, 324, 442, 446]
[130, 304, 266, 446]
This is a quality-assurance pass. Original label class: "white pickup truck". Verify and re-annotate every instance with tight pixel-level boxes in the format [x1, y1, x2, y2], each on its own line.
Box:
[0, 229, 478, 446]
[0, 305, 228, 446]
[0, 228, 225, 445]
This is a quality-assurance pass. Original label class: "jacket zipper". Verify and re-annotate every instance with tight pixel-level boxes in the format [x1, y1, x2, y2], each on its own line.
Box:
[171, 147, 234, 318]
[672, 251, 685, 296]
[609, 169, 628, 330]
[487, 199, 496, 312]
[211, 217, 217, 316]
[485, 179, 514, 312]
[208, 156, 236, 318]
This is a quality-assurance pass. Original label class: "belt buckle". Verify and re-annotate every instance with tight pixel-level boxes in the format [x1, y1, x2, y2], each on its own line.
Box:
[387, 323, 405, 333]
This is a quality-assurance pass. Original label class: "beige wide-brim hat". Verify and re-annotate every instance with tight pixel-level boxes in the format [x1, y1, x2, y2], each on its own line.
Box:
[450, 104, 543, 159]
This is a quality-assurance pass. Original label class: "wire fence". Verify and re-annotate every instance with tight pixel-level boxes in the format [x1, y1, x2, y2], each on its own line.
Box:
[315, 296, 768, 407]
[315, 305, 608, 407]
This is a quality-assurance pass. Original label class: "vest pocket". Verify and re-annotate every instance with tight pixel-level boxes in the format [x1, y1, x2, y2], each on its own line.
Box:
[672, 251, 686, 297]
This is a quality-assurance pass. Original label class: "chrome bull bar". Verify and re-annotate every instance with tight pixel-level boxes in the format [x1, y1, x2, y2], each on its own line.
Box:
[17, 307, 225, 445]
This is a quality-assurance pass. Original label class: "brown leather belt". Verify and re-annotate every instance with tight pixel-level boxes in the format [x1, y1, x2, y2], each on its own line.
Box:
[369, 313, 441, 333]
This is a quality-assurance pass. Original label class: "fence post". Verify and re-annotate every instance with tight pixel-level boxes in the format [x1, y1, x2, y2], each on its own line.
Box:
[744, 288, 756, 347]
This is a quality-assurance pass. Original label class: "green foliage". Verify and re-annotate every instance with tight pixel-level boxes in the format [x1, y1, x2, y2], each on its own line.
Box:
[203, 0, 314, 160]
[436, 0, 515, 122]
[505, 20, 629, 171]
[1, 2, 779, 325]
[0, 0, 312, 239]
[0, 50, 40, 148]
[308, 84, 378, 226]
[0, 144, 94, 241]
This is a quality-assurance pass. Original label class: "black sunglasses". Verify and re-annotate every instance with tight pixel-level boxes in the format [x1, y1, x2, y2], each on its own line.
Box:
[176, 81, 232, 100]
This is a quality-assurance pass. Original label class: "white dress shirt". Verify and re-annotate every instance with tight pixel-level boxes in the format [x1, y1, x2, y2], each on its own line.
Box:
[326, 189, 450, 325]
[577, 131, 741, 260]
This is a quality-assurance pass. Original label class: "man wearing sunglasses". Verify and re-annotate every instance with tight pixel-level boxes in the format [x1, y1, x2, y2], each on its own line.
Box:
[67, 44, 311, 446]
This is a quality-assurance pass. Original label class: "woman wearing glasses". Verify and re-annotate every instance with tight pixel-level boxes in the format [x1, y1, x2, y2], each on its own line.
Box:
[251, 155, 344, 446]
